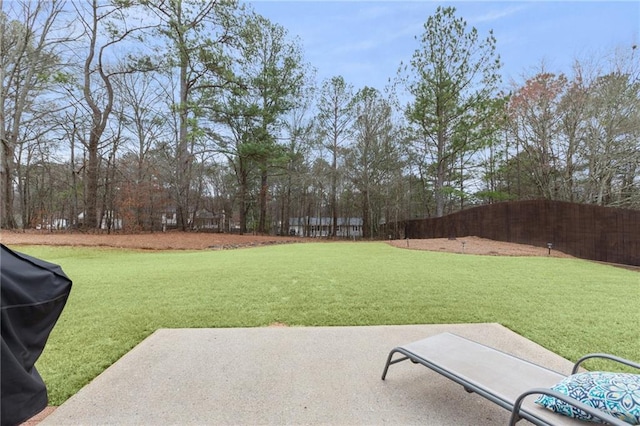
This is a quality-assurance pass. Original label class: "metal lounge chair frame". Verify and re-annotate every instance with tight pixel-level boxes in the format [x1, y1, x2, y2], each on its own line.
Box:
[382, 332, 640, 426]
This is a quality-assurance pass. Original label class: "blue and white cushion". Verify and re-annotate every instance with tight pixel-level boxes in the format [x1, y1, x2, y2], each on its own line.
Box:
[535, 372, 640, 424]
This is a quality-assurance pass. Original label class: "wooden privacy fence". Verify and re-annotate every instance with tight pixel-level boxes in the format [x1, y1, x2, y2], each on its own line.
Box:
[397, 200, 640, 267]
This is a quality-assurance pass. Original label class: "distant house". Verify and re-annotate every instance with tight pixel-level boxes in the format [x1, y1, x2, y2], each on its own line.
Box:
[162, 209, 232, 232]
[193, 209, 215, 229]
[36, 218, 68, 230]
[77, 211, 122, 230]
[288, 217, 363, 238]
[161, 212, 177, 229]
[193, 209, 227, 231]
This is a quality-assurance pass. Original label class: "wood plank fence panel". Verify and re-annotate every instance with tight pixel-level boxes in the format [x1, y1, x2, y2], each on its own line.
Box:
[395, 200, 639, 266]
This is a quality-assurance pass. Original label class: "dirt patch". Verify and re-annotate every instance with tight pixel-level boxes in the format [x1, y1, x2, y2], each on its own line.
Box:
[387, 236, 572, 258]
[0, 230, 308, 251]
[0, 231, 571, 257]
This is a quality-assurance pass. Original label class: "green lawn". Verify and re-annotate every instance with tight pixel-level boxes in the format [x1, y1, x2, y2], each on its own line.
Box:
[11, 242, 640, 406]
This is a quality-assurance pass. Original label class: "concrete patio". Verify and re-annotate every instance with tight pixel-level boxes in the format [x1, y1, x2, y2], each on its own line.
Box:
[40, 323, 576, 425]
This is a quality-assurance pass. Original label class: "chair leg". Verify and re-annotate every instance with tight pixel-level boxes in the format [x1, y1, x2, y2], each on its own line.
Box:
[381, 349, 410, 380]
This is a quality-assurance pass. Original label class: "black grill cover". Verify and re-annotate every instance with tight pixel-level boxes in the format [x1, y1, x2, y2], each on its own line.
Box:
[1, 244, 72, 426]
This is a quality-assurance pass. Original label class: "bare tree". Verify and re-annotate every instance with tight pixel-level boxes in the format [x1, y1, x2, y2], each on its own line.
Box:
[0, 0, 67, 228]
[276, 83, 315, 236]
[316, 76, 355, 236]
[346, 87, 397, 238]
[113, 70, 169, 230]
[556, 65, 589, 202]
[71, 0, 153, 229]
[581, 72, 640, 205]
[503, 49, 640, 208]
[507, 71, 567, 199]
[141, 0, 242, 230]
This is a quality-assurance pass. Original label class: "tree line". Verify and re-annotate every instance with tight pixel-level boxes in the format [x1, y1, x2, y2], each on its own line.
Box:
[1, 1, 638, 237]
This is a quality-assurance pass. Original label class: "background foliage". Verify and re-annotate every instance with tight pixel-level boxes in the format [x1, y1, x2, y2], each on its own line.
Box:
[1, 1, 638, 235]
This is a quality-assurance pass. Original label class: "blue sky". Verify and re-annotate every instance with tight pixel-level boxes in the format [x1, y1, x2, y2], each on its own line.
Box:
[247, 1, 639, 91]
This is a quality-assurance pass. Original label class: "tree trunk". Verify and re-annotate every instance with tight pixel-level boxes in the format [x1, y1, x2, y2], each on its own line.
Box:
[435, 159, 447, 218]
[176, 56, 190, 231]
[331, 143, 338, 237]
[361, 189, 370, 238]
[238, 170, 248, 234]
[280, 181, 291, 236]
[85, 126, 100, 229]
[0, 141, 16, 228]
[258, 167, 268, 233]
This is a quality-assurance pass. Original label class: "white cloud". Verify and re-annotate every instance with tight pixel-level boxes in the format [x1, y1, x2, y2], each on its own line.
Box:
[469, 4, 530, 25]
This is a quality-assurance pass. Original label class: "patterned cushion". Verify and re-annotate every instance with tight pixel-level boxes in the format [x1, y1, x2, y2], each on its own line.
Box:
[535, 372, 640, 424]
